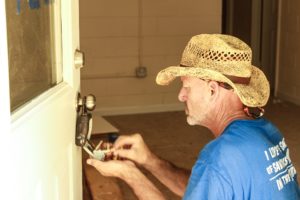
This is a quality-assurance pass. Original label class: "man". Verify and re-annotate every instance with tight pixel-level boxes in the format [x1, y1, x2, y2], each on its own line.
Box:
[87, 34, 300, 199]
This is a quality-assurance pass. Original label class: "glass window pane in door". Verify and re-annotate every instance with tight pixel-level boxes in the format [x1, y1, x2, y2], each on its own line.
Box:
[5, 0, 62, 111]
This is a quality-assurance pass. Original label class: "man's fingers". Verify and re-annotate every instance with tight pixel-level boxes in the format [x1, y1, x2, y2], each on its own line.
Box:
[114, 134, 140, 149]
[86, 158, 94, 165]
[113, 135, 132, 148]
[114, 148, 136, 160]
[86, 158, 138, 180]
[87, 158, 103, 168]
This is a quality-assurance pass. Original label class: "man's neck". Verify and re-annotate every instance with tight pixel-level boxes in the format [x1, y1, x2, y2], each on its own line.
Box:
[207, 111, 251, 137]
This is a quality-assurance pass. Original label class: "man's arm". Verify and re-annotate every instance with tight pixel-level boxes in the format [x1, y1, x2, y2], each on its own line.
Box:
[123, 165, 166, 200]
[87, 159, 165, 200]
[113, 133, 190, 196]
[143, 152, 190, 196]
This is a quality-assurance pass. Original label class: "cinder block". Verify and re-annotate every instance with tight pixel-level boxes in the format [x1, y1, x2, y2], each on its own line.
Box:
[163, 92, 182, 104]
[165, 55, 182, 66]
[142, 17, 158, 36]
[105, 75, 166, 96]
[80, 0, 139, 17]
[96, 93, 163, 107]
[156, 16, 221, 36]
[81, 57, 138, 78]
[80, 17, 138, 37]
[81, 37, 139, 58]
[177, 0, 221, 16]
[142, 36, 190, 56]
[141, 54, 183, 76]
[142, 0, 179, 17]
[81, 79, 109, 97]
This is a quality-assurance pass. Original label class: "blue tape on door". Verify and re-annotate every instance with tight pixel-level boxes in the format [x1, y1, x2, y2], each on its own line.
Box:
[16, 0, 21, 15]
[16, 0, 53, 15]
[29, 0, 40, 9]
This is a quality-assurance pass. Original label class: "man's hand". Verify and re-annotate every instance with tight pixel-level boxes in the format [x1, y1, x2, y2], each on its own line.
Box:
[113, 133, 189, 197]
[113, 133, 153, 166]
[86, 158, 136, 180]
[87, 158, 166, 200]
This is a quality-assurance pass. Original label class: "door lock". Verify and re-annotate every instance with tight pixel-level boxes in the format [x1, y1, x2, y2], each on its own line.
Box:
[75, 93, 115, 160]
[76, 93, 96, 113]
[75, 93, 96, 147]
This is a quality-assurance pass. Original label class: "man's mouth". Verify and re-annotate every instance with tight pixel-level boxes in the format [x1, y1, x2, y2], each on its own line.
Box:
[185, 104, 189, 115]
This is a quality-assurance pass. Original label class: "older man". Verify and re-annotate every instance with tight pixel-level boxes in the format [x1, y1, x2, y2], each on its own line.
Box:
[87, 34, 300, 199]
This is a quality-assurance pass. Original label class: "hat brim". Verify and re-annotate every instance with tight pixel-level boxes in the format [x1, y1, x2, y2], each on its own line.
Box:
[156, 66, 270, 107]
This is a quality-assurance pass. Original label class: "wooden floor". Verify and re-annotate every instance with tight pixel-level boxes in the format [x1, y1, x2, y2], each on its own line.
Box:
[84, 100, 300, 199]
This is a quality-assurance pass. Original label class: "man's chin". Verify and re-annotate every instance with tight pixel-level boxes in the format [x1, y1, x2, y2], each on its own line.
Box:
[187, 116, 197, 126]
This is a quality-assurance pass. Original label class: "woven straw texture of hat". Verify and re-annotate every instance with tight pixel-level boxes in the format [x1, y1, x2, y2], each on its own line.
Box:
[156, 34, 270, 107]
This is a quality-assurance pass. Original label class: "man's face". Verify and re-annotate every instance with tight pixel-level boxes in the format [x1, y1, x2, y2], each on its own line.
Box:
[178, 76, 211, 126]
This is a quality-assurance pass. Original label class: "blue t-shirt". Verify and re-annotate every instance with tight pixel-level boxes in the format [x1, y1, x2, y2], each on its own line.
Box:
[183, 118, 300, 200]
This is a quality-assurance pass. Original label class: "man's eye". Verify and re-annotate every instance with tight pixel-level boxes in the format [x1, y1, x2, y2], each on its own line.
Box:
[183, 87, 190, 91]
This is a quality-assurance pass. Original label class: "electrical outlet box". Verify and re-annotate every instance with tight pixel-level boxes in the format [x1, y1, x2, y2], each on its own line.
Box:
[135, 66, 147, 78]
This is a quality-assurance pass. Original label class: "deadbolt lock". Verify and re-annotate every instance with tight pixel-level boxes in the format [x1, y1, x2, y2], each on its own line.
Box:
[76, 93, 96, 112]
[75, 93, 96, 147]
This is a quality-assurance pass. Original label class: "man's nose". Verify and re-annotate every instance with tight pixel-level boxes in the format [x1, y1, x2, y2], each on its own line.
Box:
[178, 88, 187, 102]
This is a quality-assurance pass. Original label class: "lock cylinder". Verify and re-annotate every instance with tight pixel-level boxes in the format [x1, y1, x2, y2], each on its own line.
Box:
[85, 94, 96, 111]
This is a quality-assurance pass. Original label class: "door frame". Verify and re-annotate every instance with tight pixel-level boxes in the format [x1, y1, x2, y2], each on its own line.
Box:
[0, 0, 11, 133]
[222, 0, 278, 93]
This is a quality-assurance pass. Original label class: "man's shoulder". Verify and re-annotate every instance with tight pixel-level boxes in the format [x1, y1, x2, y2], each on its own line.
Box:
[222, 118, 282, 145]
[199, 118, 282, 165]
[225, 117, 280, 133]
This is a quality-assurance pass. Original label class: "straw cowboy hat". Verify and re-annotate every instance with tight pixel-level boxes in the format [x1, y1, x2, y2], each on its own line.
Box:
[156, 34, 270, 107]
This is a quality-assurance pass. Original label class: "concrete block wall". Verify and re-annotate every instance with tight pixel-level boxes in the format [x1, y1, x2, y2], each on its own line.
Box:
[79, 0, 222, 115]
[277, 0, 300, 105]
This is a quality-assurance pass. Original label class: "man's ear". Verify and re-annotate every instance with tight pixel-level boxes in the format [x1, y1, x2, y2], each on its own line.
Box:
[208, 81, 219, 98]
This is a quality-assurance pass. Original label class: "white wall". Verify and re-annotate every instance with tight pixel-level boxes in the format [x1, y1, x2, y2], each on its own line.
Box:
[79, 0, 222, 115]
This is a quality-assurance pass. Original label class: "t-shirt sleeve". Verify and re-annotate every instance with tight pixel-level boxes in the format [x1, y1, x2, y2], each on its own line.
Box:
[183, 164, 233, 200]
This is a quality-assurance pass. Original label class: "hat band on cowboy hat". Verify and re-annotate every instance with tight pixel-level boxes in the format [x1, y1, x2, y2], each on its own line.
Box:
[179, 64, 251, 85]
[156, 34, 270, 107]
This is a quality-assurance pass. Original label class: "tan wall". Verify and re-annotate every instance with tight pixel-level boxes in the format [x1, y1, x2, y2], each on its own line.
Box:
[277, 0, 300, 104]
[79, 0, 222, 115]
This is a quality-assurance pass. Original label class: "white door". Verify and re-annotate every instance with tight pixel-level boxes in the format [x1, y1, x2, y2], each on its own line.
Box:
[0, 0, 83, 199]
